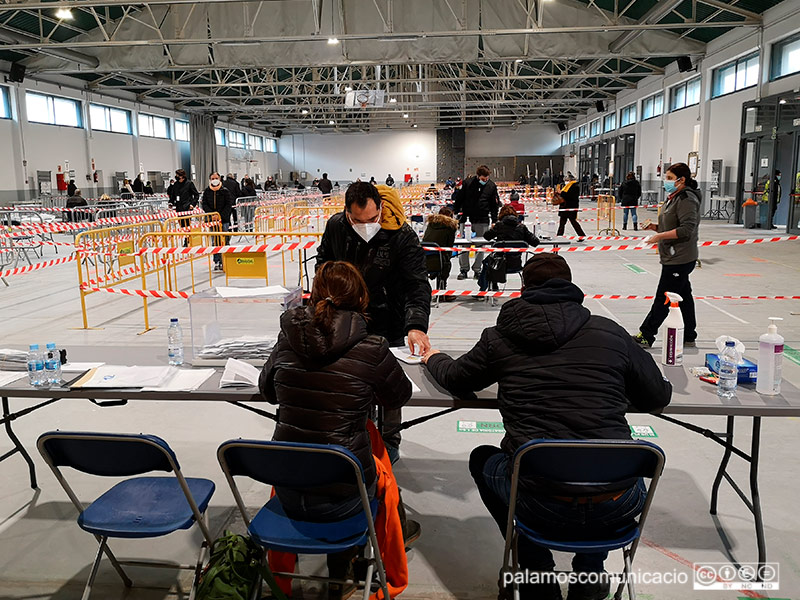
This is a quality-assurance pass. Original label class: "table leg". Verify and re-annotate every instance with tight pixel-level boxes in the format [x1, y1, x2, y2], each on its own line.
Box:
[710, 415, 734, 515]
[2, 397, 38, 489]
[750, 417, 766, 572]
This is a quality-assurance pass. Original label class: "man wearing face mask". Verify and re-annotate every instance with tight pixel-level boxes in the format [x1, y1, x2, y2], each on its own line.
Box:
[202, 172, 234, 271]
[317, 181, 432, 460]
[452, 165, 500, 280]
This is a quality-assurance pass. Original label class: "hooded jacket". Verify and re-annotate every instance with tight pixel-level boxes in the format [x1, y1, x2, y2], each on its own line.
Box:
[316, 185, 431, 344]
[426, 279, 671, 456]
[259, 306, 411, 501]
[618, 178, 642, 207]
[484, 215, 540, 273]
[201, 185, 234, 223]
[422, 213, 459, 273]
[452, 176, 500, 224]
[657, 187, 701, 265]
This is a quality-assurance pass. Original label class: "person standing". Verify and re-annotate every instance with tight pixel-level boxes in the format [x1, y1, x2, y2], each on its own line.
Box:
[66, 179, 77, 197]
[131, 174, 144, 194]
[240, 176, 256, 198]
[554, 175, 586, 238]
[318, 172, 333, 196]
[618, 171, 642, 230]
[385, 173, 395, 187]
[168, 168, 199, 227]
[223, 173, 241, 199]
[633, 162, 701, 348]
[452, 165, 500, 280]
[201, 172, 234, 271]
[540, 170, 552, 189]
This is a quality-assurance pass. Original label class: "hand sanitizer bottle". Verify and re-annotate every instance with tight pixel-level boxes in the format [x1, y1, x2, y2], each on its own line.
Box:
[756, 317, 784, 395]
[661, 292, 684, 366]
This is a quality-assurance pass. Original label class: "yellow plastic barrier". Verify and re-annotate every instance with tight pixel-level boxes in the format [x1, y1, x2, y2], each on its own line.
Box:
[597, 194, 620, 235]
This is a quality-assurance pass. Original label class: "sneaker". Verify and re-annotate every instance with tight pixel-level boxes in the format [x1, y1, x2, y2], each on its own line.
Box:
[632, 332, 652, 348]
[403, 519, 422, 550]
[566, 579, 610, 600]
[457, 271, 468, 280]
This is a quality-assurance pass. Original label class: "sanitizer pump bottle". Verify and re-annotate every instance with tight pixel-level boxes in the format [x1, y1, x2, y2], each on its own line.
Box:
[756, 317, 784, 395]
[661, 292, 684, 366]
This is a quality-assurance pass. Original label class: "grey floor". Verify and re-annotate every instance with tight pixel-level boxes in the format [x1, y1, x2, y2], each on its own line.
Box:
[1, 208, 799, 600]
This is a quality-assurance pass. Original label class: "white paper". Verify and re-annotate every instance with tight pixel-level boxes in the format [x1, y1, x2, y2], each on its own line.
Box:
[142, 368, 215, 392]
[76, 365, 175, 388]
[405, 372, 422, 394]
[390, 347, 423, 365]
[219, 358, 261, 388]
[215, 285, 289, 298]
[0, 371, 28, 387]
[62, 362, 105, 373]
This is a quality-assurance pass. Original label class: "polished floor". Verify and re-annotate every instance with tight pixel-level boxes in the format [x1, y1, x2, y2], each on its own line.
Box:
[0, 209, 798, 599]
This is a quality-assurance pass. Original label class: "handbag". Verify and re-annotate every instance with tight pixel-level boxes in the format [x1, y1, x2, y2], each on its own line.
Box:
[483, 252, 507, 285]
[196, 531, 289, 600]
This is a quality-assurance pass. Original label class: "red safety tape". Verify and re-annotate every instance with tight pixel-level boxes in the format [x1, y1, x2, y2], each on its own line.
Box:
[0, 254, 77, 278]
[79, 286, 191, 299]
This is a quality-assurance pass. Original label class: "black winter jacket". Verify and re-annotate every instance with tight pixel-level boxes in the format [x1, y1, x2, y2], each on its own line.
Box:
[222, 177, 241, 200]
[484, 215, 539, 273]
[453, 177, 500, 224]
[426, 279, 671, 455]
[259, 307, 411, 502]
[201, 186, 234, 223]
[316, 213, 431, 344]
[168, 179, 199, 212]
[618, 179, 642, 207]
[318, 178, 333, 195]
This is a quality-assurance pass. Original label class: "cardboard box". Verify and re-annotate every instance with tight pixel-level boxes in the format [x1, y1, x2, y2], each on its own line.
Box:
[705, 353, 758, 384]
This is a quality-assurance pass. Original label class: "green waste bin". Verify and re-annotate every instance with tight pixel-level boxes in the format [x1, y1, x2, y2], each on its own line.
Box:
[758, 202, 771, 228]
[743, 203, 758, 228]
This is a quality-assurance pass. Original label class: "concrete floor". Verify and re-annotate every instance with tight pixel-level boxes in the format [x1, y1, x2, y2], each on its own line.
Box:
[0, 208, 799, 600]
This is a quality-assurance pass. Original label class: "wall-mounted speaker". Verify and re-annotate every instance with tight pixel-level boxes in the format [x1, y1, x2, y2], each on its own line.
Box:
[8, 62, 25, 83]
[595, 101, 605, 113]
[275, 130, 283, 139]
[557, 122, 567, 132]
[677, 56, 694, 73]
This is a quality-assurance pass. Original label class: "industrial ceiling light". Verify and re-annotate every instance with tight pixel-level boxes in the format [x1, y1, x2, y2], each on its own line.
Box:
[403, 113, 409, 118]
[344, 86, 352, 92]
[327, 37, 340, 45]
[328, 119, 335, 125]
[389, 97, 397, 103]
[55, 7, 74, 19]
[515, 59, 522, 63]
[301, 109, 309, 114]
[412, 124, 418, 128]
[779, 98, 787, 104]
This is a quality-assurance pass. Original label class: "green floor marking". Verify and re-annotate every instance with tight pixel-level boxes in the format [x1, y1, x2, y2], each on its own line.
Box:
[624, 263, 647, 274]
[456, 421, 657, 438]
[631, 425, 658, 438]
[784, 345, 800, 367]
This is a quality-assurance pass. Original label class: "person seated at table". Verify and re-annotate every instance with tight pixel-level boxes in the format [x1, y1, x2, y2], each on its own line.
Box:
[507, 188, 525, 219]
[259, 260, 419, 599]
[421, 253, 671, 600]
[65, 189, 90, 222]
[422, 207, 459, 286]
[483, 205, 539, 274]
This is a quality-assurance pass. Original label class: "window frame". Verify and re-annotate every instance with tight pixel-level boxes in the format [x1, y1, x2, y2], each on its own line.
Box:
[265, 138, 278, 153]
[641, 93, 664, 121]
[568, 129, 576, 144]
[771, 32, 800, 81]
[712, 52, 759, 99]
[89, 102, 132, 134]
[0, 86, 10, 120]
[589, 119, 601, 137]
[247, 133, 264, 151]
[227, 130, 246, 149]
[175, 120, 190, 142]
[669, 76, 702, 112]
[619, 103, 637, 127]
[578, 124, 587, 140]
[26, 91, 83, 128]
[137, 112, 171, 139]
[603, 113, 616, 133]
[215, 127, 226, 146]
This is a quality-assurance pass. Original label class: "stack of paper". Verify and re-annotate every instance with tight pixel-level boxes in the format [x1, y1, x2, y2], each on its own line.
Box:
[197, 336, 277, 361]
[219, 358, 261, 388]
[390, 347, 423, 365]
[215, 286, 289, 298]
[0, 349, 29, 371]
[73, 366, 175, 388]
[142, 368, 215, 392]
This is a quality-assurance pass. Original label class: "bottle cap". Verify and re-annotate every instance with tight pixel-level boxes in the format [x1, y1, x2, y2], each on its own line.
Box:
[29, 344, 39, 350]
[725, 340, 736, 347]
[170, 318, 178, 323]
[46, 342, 56, 349]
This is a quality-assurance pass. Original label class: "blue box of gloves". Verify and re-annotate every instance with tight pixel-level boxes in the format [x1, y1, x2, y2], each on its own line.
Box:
[705, 353, 758, 384]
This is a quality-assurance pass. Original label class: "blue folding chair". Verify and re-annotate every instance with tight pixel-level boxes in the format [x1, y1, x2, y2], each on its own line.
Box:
[502, 439, 666, 600]
[217, 439, 390, 600]
[37, 432, 216, 600]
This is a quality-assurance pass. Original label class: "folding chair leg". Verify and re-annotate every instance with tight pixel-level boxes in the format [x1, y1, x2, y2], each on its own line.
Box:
[366, 529, 390, 600]
[93, 535, 133, 588]
[82, 536, 108, 600]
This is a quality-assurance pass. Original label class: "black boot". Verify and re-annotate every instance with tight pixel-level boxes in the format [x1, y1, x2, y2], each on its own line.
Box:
[633, 223, 638, 231]
[622, 224, 627, 230]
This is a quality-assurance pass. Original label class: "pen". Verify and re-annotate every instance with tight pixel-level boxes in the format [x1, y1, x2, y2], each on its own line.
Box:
[699, 376, 718, 385]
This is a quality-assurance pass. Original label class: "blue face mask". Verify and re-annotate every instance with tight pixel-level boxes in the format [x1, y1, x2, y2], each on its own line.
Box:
[663, 179, 677, 194]
[479, 179, 487, 186]
[776, 175, 781, 181]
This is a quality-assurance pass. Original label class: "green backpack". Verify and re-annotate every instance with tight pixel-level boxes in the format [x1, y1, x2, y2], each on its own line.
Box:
[196, 531, 289, 600]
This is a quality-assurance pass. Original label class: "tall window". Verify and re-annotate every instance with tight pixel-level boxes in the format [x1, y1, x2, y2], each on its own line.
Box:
[0, 86, 9, 119]
[670, 77, 701, 112]
[578, 124, 587, 140]
[247, 134, 264, 151]
[265, 138, 277, 153]
[175, 120, 190, 141]
[215, 127, 226, 146]
[26, 92, 82, 127]
[771, 33, 800, 80]
[712, 53, 759, 98]
[138, 113, 170, 138]
[619, 103, 637, 127]
[90, 103, 131, 133]
[561, 133, 566, 147]
[589, 119, 600, 137]
[641, 93, 664, 120]
[603, 113, 616, 133]
[228, 130, 246, 149]
[568, 129, 576, 144]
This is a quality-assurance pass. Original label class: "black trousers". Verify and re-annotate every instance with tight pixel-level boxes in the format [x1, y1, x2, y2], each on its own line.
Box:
[556, 211, 586, 237]
[639, 261, 697, 344]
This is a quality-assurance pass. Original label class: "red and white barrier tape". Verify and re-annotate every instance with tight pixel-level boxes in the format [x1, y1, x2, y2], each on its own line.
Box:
[79, 286, 191, 299]
[0, 254, 76, 278]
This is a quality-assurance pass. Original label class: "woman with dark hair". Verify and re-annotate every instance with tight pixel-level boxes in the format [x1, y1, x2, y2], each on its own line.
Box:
[484, 205, 540, 274]
[239, 176, 256, 198]
[259, 261, 417, 598]
[618, 171, 642, 230]
[633, 162, 701, 348]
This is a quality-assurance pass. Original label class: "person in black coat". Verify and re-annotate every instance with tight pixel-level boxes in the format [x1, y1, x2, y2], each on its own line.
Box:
[483, 205, 539, 274]
[259, 260, 414, 591]
[201, 172, 234, 270]
[422, 207, 459, 283]
[167, 169, 199, 212]
[132, 174, 144, 194]
[66, 179, 77, 197]
[422, 253, 671, 600]
[239, 177, 256, 198]
[222, 173, 241, 199]
[318, 172, 333, 195]
[554, 177, 586, 237]
[452, 165, 500, 279]
[618, 172, 642, 230]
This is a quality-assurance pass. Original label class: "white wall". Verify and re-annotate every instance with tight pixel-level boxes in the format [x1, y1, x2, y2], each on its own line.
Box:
[0, 78, 278, 202]
[278, 129, 437, 183]
[465, 123, 561, 157]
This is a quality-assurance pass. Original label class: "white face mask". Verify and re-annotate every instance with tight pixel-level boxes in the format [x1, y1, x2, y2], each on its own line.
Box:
[210, 179, 221, 187]
[352, 222, 381, 242]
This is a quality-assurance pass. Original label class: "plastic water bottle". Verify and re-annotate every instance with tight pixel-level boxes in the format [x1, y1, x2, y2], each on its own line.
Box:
[44, 343, 62, 385]
[26, 344, 45, 386]
[717, 340, 739, 400]
[167, 318, 184, 366]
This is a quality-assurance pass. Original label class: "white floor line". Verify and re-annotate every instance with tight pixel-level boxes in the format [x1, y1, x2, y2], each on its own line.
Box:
[593, 298, 621, 323]
[699, 298, 749, 324]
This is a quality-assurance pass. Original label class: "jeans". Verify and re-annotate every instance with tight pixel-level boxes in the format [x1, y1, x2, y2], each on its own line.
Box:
[213, 222, 230, 265]
[459, 221, 489, 273]
[469, 446, 647, 573]
[556, 211, 586, 237]
[623, 207, 638, 226]
[639, 261, 697, 344]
